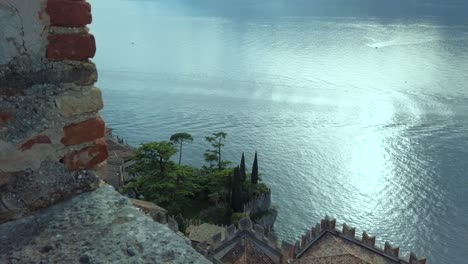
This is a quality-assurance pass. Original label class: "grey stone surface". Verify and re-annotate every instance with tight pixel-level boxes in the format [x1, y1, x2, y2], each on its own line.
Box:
[0, 163, 100, 224]
[0, 185, 211, 264]
[0, 0, 48, 69]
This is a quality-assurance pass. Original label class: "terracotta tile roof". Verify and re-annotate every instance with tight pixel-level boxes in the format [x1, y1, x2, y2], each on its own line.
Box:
[220, 238, 277, 264]
[187, 223, 225, 244]
[295, 254, 370, 264]
[297, 232, 399, 264]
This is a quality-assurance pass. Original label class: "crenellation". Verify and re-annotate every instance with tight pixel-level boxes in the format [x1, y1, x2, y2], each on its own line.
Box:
[342, 223, 356, 238]
[320, 215, 336, 230]
[288, 217, 426, 264]
[281, 241, 294, 259]
[225, 224, 237, 240]
[311, 223, 321, 238]
[294, 240, 301, 255]
[204, 217, 283, 263]
[211, 232, 223, 248]
[409, 252, 427, 264]
[265, 231, 280, 249]
[384, 241, 400, 258]
[290, 218, 428, 263]
[361, 231, 376, 247]
[301, 230, 312, 247]
[168, 216, 179, 232]
[254, 224, 265, 240]
[153, 211, 167, 224]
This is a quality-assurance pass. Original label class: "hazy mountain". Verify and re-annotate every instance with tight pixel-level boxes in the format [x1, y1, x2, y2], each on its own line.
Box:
[164, 0, 468, 22]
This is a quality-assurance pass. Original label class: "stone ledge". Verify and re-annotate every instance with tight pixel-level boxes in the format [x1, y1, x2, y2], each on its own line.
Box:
[0, 61, 97, 96]
[0, 184, 210, 264]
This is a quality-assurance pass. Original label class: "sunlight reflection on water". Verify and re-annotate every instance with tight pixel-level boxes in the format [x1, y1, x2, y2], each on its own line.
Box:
[91, 1, 468, 262]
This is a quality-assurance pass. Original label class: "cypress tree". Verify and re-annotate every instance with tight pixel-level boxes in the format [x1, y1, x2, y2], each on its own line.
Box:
[231, 166, 243, 212]
[240, 152, 246, 182]
[251, 152, 258, 184]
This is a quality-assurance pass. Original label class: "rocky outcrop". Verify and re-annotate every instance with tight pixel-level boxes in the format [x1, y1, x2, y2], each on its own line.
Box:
[0, 184, 210, 264]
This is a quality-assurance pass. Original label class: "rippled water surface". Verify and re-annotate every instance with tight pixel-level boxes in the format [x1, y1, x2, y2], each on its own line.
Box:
[90, 1, 468, 262]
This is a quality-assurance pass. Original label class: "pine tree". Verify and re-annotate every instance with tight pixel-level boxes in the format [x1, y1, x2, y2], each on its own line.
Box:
[240, 152, 246, 182]
[204, 132, 228, 170]
[251, 152, 258, 184]
[170, 132, 194, 165]
[231, 166, 243, 212]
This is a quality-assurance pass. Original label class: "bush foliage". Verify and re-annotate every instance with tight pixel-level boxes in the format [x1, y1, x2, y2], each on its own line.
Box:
[122, 132, 271, 230]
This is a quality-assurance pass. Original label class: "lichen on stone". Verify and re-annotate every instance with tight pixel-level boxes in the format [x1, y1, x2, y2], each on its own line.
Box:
[0, 185, 210, 263]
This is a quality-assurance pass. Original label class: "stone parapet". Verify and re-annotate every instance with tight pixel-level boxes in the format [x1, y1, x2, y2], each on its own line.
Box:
[0, 185, 210, 263]
[0, 0, 106, 224]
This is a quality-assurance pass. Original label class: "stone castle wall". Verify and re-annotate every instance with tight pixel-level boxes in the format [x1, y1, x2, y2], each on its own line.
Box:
[0, 0, 107, 224]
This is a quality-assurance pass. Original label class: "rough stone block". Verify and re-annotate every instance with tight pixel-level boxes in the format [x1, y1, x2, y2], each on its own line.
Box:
[0, 163, 100, 224]
[0, 62, 97, 95]
[55, 87, 103, 117]
[0, 140, 55, 172]
[47, 0, 92, 27]
[61, 117, 105, 146]
[47, 34, 96, 61]
[62, 139, 108, 170]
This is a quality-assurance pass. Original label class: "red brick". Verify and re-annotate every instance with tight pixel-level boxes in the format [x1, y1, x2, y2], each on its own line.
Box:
[47, 0, 92, 27]
[62, 139, 108, 171]
[0, 112, 15, 127]
[61, 117, 105, 146]
[19, 135, 52, 151]
[47, 34, 96, 61]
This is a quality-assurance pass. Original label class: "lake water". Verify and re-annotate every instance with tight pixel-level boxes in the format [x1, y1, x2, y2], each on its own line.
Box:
[90, 1, 468, 262]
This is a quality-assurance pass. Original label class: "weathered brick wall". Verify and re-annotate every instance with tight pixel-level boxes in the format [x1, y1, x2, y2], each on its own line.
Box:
[0, 0, 107, 224]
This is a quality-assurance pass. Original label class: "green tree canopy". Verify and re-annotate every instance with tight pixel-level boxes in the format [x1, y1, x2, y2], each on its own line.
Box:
[124, 165, 202, 215]
[132, 141, 177, 175]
